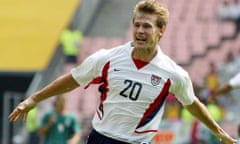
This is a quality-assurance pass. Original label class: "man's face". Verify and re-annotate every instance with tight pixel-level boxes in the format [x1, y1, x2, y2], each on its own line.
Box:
[55, 99, 65, 113]
[132, 12, 160, 50]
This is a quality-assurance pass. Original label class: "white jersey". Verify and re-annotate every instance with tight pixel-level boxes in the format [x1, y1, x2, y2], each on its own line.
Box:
[229, 72, 240, 88]
[71, 42, 196, 143]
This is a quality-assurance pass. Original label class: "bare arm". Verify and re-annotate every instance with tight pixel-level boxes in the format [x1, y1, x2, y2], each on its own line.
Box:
[8, 73, 80, 122]
[32, 73, 79, 102]
[185, 98, 236, 144]
[208, 84, 233, 103]
[67, 133, 81, 144]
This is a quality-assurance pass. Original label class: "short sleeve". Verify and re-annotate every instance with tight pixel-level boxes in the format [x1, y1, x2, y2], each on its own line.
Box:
[229, 73, 240, 88]
[71, 49, 108, 87]
[171, 72, 196, 106]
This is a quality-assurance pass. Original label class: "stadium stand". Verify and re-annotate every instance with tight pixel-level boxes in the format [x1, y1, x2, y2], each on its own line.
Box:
[74, 0, 240, 143]
[75, 0, 240, 118]
[0, 0, 106, 143]
[3, 0, 240, 143]
[203, 21, 221, 47]
[119, 0, 237, 69]
[154, 0, 239, 85]
[75, 0, 240, 141]
[48, 0, 240, 143]
[0, 0, 81, 72]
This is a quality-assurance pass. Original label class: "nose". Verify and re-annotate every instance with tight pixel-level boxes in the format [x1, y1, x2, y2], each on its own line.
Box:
[137, 26, 144, 33]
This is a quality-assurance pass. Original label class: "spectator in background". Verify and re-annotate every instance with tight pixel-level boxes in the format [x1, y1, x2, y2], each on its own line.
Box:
[229, 0, 240, 32]
[164, 93, 181, 120]
[215, 51, 239, 107]
[198, 62, 220, 121]
[217, 0, 240, 34]
[183, 100, 222, 144]
[61, 24, 83, 66]
[233, 49, 240, 72]
[37, 95, 81, 144]
[26, 107, 40, 144]
[219, 51, 236, 84]
[205, 62, 219, 98]
[208, 72, 240, 103]
[8, 0, 237, 143]
[207, 72, 240, 143]
[217, 0, 232, 22]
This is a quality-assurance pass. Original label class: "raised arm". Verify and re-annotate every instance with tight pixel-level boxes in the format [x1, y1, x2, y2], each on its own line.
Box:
[208, 84, 233, 103]
[8, 73, 79, 122]
[185, 98, 236, 144]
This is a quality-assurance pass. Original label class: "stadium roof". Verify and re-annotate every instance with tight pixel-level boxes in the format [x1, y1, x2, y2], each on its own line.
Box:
[0, 0, 80, 72]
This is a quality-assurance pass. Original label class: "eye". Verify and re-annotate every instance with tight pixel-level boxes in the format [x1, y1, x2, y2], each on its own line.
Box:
[134, 23, 140, 28]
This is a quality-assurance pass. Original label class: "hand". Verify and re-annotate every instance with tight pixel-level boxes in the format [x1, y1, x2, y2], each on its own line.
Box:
[67, 139, 76, 144]
[67, 137, 79, 144]
[48, 114, 56, 124]
[207, 95, 215, 104]
[8, 97, 37, 122]
[215, 132, 237, 144]
[67, 133, 81, 144]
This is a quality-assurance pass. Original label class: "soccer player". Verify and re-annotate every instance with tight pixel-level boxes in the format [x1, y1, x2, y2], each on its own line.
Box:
[38, 95, 81, 144]
[208, 72, 240, 103]
[8, 0, 236, 143]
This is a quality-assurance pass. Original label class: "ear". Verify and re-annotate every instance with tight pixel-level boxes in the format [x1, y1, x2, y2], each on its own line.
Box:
[159, 27, 166, 37]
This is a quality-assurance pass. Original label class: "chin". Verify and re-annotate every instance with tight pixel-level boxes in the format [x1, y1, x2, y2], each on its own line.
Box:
[134, 42, 146, 48]
[134, 45, 145, 49]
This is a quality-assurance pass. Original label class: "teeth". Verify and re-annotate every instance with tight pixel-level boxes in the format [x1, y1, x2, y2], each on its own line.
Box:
[137, 38, 145, 40]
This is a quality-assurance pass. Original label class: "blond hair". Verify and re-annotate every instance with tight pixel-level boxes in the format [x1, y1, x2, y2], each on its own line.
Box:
[133, 0, 169, 29]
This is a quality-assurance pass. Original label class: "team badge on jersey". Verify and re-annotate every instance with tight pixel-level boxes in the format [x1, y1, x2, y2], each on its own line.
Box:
[151, 75, 161, 86]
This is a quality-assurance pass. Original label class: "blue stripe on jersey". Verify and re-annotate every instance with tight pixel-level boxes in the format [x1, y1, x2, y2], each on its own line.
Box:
[136, 79, 171, 129]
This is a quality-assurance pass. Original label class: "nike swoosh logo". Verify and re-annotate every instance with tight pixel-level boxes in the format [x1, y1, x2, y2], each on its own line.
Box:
[113, 68, 120, 71]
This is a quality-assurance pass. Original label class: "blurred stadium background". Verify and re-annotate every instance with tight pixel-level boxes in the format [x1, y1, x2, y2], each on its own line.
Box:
[1, 0, 240, 143]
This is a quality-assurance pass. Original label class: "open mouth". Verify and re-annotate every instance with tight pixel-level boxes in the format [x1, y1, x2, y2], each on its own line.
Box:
[136, 37, 147, 43]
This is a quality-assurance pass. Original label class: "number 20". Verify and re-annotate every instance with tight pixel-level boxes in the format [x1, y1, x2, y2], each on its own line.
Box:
[120, 80, 142, 101]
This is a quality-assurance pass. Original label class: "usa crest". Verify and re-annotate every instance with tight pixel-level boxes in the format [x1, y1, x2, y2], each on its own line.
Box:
[151, 75, 161, 86]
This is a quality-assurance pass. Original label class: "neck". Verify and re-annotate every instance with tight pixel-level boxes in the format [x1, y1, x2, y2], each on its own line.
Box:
[132, 47, 158, 62]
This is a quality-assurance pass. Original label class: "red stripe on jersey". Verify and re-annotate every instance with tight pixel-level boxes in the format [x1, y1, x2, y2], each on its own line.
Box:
[132, 58, 149, 69]
[136, 79, 171, 131]
[96, 110, 102, 120]
[135, 129, 158, 134]
[84, 61, 110, 120]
